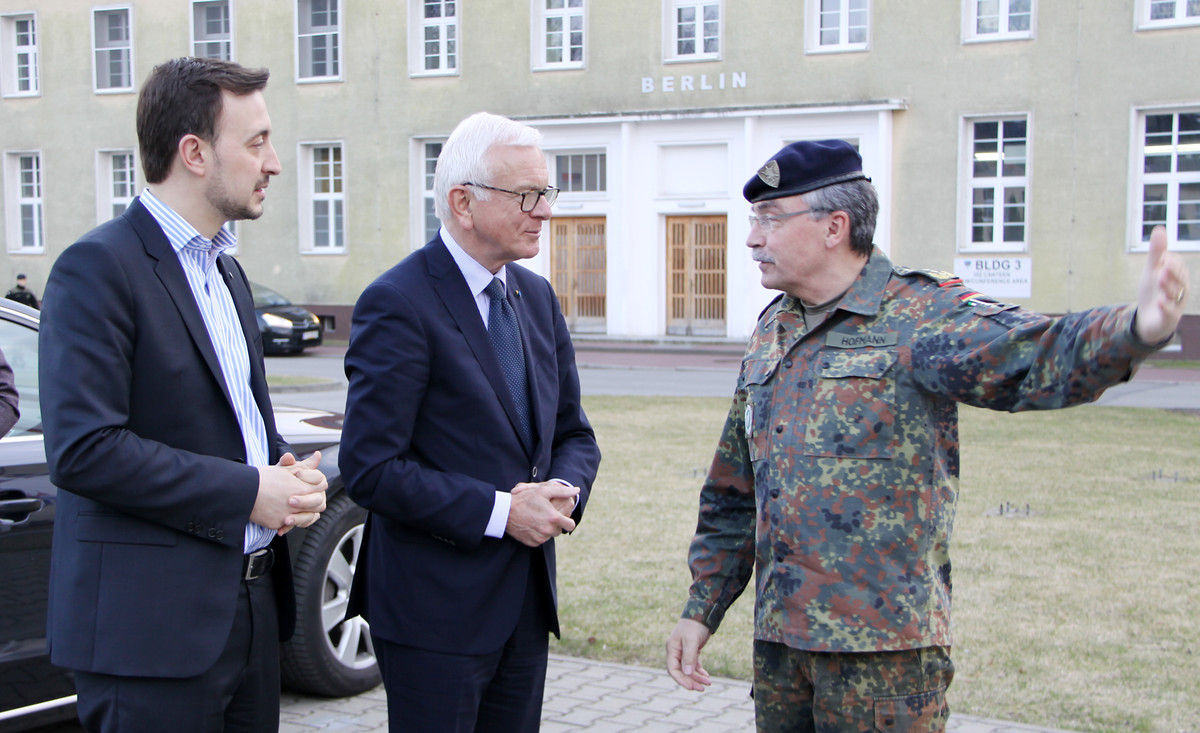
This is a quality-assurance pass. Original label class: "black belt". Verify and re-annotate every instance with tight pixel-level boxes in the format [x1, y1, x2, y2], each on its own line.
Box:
[242, 547, 274, 581]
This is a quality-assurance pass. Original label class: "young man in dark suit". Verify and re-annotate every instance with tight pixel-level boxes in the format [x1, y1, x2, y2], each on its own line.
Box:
[39, 57, 327, 733]
[341, 111, 602, 733]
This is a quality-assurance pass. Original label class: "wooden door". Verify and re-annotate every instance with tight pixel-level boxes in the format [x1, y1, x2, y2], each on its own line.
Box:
[665, 215, 727, 336]
[549, 217, 607, 333]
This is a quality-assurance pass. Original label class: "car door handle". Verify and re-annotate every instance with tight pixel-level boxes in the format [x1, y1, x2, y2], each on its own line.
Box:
[0, 497, 44, 522]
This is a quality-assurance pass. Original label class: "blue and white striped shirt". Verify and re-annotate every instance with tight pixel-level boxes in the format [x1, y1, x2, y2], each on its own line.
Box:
[140, 190, 275, 553]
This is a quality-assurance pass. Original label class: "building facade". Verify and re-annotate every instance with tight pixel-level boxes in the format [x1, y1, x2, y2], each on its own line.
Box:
[1, 1, 1197, 350]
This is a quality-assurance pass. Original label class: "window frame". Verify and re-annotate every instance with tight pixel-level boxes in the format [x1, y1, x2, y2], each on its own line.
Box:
[958, 114, 1032, 253]
[419, 139, 445, 244]
[1128, 105, 1200, 253]
[1, 12, 40, 97]
[962, 0, 1036, 43]
[662, 0, 722, 64]
[298, 141, 347, 254]
[191, 0, 234, 61]
[531, 0, 586, 71]
[805, 0, 870, 54]
[551, 150, 608, 195]
[1135, 0, 1200, 29]
[96, 149, 137, 224]
[91, 5, 134, 94]
[5, 150, 46, 253]
[296, 0, 341, 83]
[409, 0, 459, 78]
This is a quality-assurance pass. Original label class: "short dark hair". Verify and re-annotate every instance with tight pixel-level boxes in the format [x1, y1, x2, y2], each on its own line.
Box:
[136, 57, 270, 184]
[803, 179, 880, 258]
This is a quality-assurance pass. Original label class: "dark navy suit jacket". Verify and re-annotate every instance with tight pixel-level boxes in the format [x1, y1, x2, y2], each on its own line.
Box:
[340, 236, 600, 655]
[39, 197, 294, 677]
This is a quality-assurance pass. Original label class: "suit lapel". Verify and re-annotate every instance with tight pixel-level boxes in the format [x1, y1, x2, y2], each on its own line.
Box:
[425, 238, 533, 456]
[219, 255, 279, 456]
[129, 199, 237, 411]
[504, 270, 542, 448]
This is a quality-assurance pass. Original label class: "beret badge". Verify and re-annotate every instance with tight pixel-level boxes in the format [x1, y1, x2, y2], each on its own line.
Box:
[757, 160, 781, 189]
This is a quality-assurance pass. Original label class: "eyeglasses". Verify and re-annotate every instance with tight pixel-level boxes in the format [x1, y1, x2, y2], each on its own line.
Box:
[464, 182, 559, 212]
[747, 207, 826, 232]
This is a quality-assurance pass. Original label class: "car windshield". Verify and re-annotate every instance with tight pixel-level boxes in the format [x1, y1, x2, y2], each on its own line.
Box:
[251, 283, 292, 309]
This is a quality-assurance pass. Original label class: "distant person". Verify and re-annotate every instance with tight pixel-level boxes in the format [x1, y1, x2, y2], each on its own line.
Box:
[0, 346, 17, 436]
[340, 111, 602, 733]
[6, 273, 39, 309]
[39, 57, 326, 732]
[665, 139, 1189, 732]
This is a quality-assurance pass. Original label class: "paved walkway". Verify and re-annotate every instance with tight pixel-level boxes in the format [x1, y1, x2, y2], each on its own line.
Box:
[279, 655, 1083, 733]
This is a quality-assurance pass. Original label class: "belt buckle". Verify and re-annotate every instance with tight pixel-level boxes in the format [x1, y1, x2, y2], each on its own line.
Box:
[243, 547, 273, 581]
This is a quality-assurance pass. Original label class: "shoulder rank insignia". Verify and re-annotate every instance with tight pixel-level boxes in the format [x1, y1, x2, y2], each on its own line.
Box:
[893, 265, 959, 286]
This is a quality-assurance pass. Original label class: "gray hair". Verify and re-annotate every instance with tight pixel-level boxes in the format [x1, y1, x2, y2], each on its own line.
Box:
[433, 112, 543, 223]
[803, 179, 879, 257]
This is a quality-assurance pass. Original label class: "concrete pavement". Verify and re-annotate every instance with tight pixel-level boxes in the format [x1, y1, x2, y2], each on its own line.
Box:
[278, 655, 1088, 733]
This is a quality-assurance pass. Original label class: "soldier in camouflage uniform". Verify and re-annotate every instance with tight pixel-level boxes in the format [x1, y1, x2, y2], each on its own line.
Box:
[664, 140, 1190, 732]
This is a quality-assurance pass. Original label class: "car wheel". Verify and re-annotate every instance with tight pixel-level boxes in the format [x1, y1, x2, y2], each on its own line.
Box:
[280, 492, 380, 697]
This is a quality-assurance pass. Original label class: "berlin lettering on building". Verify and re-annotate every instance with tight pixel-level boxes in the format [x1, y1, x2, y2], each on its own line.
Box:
[641, 72, 747, 93]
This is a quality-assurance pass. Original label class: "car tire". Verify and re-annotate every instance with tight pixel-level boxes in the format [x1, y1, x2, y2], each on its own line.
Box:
[280, 492, 380, 697]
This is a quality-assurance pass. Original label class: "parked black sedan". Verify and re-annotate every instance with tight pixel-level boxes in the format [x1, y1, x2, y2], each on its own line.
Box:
[0, 300, 376, 732]
[252, 282, 324, 355]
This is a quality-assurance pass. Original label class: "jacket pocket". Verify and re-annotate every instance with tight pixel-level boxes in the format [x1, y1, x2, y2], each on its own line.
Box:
[77, 512, 179, 547]
[741, 359, 779, 464]
[804, 350, 898, 459]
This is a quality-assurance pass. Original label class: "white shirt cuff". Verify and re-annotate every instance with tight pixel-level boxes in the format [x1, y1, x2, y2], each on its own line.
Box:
[484, 490, 512, 539]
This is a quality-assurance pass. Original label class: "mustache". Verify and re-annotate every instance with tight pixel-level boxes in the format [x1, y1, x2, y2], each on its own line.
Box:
[751, 253, 774, 264]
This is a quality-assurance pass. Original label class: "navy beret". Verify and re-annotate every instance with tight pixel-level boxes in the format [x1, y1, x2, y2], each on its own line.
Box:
[743, 139, 869, 203]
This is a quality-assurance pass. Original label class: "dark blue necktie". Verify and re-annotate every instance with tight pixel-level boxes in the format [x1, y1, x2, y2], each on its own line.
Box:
[485, 277, 532, 447]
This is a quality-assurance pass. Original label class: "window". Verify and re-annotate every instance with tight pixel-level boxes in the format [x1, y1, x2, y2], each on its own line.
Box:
[961, 117, 1029, 252]
[301, 143, 345, 251]
[664, 1, 721, 62]
[806, 0, 869, 53]
[298, 0, 340, 81]
[421, 141, 443, 243]
[411, 1, 457, 76]
[1137, 0, 1200, 28]
[192, 1, 233, 61]
[533, 0, 584, 70]
[5, 152, 44, 252]
[98, 150, 136, 223]
[92, 7, 133, 92]
[1135, 109, 1200, 251]
[1, 13, 39, 96]
[963, 0, 1034, 42]
[554, 152, 606, 193]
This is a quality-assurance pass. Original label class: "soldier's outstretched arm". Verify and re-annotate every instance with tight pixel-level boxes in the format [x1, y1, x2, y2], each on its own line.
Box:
[1134, 225, 1189, 345]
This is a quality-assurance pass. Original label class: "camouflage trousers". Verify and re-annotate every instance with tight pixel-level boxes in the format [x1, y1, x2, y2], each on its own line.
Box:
[752, 641, 954, 733]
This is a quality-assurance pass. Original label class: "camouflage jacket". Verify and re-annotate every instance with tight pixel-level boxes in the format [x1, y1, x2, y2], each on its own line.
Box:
[682, 248, 1161, 653]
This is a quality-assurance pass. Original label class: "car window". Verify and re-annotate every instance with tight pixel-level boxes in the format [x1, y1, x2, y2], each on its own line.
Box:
[0, 317, 40, 436]
[251, 283, 291, 308]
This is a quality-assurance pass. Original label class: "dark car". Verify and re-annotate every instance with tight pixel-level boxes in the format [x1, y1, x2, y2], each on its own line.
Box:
[253, 282, 324, 355]
[0, 300, 377, 732]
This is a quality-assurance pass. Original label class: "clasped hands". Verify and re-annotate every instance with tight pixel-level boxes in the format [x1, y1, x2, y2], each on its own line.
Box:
[505, 480, 579, 547]
[251, 450, 329, 535]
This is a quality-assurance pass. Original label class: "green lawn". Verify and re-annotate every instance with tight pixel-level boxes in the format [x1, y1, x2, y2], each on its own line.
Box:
[552, 396, 1200, 733]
